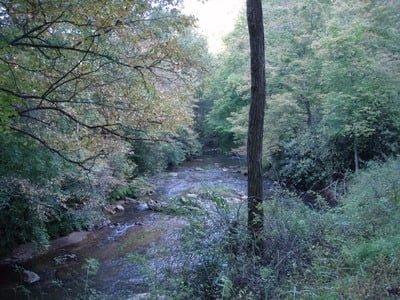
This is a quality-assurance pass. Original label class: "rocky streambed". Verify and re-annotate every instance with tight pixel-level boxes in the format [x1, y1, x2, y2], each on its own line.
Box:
[0, 155, 249, 299]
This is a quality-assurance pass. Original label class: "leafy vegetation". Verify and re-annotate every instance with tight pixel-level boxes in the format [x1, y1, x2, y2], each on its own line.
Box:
[204, 0, 400, 192]
[157, 158, 400, 299]
[0, 0, 399, 299]
[0, 0, 207, 254]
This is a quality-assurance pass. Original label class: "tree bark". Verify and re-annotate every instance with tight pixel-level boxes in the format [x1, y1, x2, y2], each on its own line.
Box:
[354, 139, 359, 173]
[246, 0, 266, 255]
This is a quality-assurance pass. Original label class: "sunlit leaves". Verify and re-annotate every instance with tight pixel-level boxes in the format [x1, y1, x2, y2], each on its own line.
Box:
[0, 0, 206, 166]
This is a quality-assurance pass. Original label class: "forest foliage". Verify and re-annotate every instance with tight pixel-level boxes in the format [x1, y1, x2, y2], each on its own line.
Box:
[202, 0, 400, 192]
[0, 0, 207, 253]
[0, 0, 399, 299]
[172, 0, 400, 298]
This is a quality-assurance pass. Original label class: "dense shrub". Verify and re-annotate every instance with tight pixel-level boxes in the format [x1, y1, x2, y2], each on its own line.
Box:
[157, 158, 400, 299]
[0, 179, 49, 254]
[330, 158, 400, 297]
[0, 177, 105, 255]
[132, 128, 201, 174]
[159, 189, 332, 299]
[0, 133, 65, 183]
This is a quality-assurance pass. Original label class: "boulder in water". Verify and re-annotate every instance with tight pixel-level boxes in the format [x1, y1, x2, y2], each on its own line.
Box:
[23, 270, 40, 284]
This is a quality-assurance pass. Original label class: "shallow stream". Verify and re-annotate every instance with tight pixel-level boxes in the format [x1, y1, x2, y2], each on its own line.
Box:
[0, 155, 249, 299]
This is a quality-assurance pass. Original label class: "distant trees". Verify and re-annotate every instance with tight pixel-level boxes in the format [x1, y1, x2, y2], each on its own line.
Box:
[204, 0, 400, 192]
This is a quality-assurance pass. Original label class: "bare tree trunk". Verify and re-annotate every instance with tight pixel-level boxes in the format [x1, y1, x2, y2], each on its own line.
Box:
[246, 0, 266, 256]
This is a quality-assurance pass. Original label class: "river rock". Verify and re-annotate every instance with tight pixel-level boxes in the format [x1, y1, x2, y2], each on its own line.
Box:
[125, 197, 138, 203]
[148, 200, 167, 211]
[53, 254, 77, 265]
[104, 206, 116, 215]
[23, 270, 40, 284]
[136, 203, 149, 211]
[115, 204, 125, 212]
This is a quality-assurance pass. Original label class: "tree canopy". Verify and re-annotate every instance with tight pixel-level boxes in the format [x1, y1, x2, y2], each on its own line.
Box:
[0, 0, 207, 168]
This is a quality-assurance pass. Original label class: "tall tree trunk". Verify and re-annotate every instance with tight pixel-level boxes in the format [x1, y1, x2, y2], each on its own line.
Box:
[246, 0, 266, 255]
[354, 139, 359, 173]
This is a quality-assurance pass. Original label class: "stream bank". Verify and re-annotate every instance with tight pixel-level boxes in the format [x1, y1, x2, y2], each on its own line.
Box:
[0, 155, 249, 299]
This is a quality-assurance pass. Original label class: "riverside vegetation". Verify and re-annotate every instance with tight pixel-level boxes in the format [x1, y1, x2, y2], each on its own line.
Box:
[0, 0, 399, 299]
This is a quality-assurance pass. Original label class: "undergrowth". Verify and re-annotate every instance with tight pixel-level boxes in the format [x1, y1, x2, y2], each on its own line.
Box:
[155, 158, 400, 299]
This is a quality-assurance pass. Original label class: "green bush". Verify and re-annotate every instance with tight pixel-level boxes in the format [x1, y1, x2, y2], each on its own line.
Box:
[329, 158, 400, 297]
[0, 179, 50, 254]
[157, 159, 400, 299]
[108, 183, 138, 203]
[0, 178, 106, 255]
[339, 158, 400, 238]
[160, 189, 332, 299]
[0, 133, 65, 183]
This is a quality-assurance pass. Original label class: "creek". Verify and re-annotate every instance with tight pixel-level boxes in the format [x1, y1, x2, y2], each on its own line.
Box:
[0, 155, 249, 299]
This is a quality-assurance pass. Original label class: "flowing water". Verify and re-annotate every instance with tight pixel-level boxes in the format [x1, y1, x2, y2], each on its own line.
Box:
[0, 155, 251, 299]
